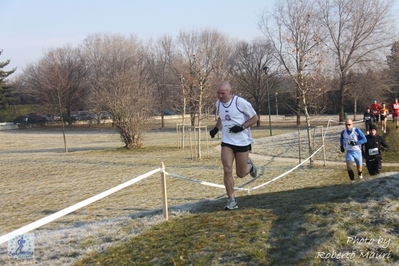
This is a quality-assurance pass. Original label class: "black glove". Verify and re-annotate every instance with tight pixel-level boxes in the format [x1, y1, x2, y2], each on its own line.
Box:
[349, 141, 357, 146]
[229, 125, 245, 133]
[209, 127, 218, 138]
[340, 146, 345, 153]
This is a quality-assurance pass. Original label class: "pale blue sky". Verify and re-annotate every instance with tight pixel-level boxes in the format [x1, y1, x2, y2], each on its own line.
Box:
[1, 0, 274, 75]
[2, 0, 399, 77]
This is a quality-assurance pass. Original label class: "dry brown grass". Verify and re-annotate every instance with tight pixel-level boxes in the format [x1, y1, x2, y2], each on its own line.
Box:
[1, 115, 398, 265]
[0, 120, 299, 235]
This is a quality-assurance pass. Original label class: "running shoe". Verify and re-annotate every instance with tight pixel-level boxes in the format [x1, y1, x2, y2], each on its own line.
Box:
[359, 174, 363, 179]
[224, 198, 238, 210]
[248, 158, 258, 178]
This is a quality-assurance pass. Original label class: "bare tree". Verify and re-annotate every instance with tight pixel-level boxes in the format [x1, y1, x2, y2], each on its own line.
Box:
[146, 35, 177, 128]
[318, 0, 396, 122]
[343, 68, 391, 120]
[165, 29, 232, 159]
[387, 41, 399, 98]
[172, 29, 231, 127]
[22, 46, 90, 121]
[20, 45, 90, 151]
[82, 33, 153, 149]
[230, 39, 276, 126]
[260, 0, 326, 165]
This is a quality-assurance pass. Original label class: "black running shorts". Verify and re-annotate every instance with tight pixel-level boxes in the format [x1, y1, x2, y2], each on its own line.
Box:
[221, 142, 252, 153]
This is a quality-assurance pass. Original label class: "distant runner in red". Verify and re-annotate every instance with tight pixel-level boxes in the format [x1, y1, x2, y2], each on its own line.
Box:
[390, 98, 399, 129]
[370, 99, 381, 123]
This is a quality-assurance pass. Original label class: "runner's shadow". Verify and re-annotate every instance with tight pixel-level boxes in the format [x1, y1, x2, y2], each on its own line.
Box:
[189, 173, 399, 265]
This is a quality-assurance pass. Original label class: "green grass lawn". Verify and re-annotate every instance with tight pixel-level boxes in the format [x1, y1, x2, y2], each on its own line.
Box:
[381, 123, 399, 163]
[73, 122, 399, 266]
[75, 174, 399, 266]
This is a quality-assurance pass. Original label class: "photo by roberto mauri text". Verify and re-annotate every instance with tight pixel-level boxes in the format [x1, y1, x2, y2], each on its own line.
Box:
[317, 236, 391, 260]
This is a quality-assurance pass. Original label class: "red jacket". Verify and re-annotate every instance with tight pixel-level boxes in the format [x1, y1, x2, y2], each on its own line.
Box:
[370, 103, 381, 116]
[391, 101, 399, 115]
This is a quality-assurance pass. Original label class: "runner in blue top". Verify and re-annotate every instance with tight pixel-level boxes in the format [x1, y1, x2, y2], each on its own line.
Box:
[340, 118, 367, 182]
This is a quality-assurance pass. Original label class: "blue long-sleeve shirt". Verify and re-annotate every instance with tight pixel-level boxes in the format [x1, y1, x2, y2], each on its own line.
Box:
[340, 127, 367, 150]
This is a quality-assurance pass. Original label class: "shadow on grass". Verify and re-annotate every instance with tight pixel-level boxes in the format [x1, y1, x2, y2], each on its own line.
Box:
[73, 173, 399, 265]
[187, 173, 399, 265]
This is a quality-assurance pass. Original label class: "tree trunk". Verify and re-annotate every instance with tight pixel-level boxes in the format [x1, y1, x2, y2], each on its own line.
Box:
[304, 107, 314, 168]
[296, 88, 301, 126]
[339, 80, 345, 122]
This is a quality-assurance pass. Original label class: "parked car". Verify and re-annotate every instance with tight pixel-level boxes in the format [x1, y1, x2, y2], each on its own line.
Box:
[153, 109, 175, 116]
[27, 113, 48, 124]
[13, 113, 47, 127]
[69, 112, 79, 121]
[164, 109, 175, 115]
[77, 111, 97, 121]
[13, 115, 29, 124]
[100, 111, 112, 119]
[45, 114, 61, 121]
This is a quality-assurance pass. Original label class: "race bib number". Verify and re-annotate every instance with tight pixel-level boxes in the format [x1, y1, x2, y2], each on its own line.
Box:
[368, 148, 379, 156]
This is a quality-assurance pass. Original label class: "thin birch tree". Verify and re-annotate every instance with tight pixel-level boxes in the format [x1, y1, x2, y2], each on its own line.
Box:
[260, 0, 326, 165]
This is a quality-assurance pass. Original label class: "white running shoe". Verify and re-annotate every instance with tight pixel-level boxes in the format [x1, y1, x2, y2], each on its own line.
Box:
[359, 174, 363, 179]
[224, 198, 238, 210]
[247, 158, 258, 178]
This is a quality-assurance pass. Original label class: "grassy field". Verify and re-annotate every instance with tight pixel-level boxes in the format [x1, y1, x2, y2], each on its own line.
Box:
[1, 115, 398, 265]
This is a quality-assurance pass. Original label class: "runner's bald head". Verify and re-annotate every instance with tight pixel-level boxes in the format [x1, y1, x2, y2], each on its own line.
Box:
[218, 81, 231, 91]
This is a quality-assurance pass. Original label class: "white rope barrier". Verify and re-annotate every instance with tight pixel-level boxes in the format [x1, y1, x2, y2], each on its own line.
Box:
[324, 118, 364, 141]
[323, 119, 334, 138]
[248, 145, 325, 191]
[328, 118, 364, 125]
[1, 119, 338, 246]
[164, 144, 325, 194]
[0, 168, 162, 245]
[164, 171, 249, 192]
[168, 118, 333, 193]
